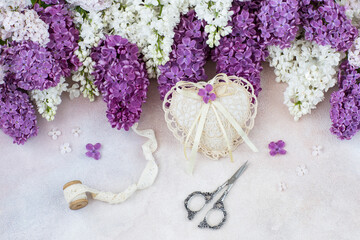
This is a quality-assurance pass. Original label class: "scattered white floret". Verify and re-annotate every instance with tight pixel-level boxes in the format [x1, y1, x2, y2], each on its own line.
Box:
[312, 145, 322, 156]
[278, 182, 287, 192]
[72, 127, 81, 137]
[60, 143, 72, 154]
[296, 165, 309, 176]
[48, 128, 61, 140]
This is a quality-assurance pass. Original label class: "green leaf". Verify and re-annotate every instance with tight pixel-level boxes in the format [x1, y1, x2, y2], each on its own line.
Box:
[31, 0, 51, 8]
[75, 6, 89, 18]
[0, 39, 7, 46]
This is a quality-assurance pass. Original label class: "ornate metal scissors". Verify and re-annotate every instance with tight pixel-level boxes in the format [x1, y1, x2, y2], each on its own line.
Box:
[184, 161, 248, 230]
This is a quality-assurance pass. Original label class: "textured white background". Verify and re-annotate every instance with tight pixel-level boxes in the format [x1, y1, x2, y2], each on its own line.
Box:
[0, 63, 359, 240]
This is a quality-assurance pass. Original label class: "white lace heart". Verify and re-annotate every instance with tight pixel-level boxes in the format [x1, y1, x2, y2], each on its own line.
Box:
[163, 74, 258, 172]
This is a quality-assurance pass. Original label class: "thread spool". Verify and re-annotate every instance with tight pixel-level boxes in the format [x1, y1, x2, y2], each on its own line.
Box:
[63, 180, 88, 210]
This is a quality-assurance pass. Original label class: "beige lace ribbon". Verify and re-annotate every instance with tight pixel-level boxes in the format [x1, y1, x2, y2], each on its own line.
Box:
[63, 123, 158, 210]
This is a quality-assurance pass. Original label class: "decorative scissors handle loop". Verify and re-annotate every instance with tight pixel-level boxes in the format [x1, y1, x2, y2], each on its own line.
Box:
[184, 191, 214, 220]
[198, 199, 227, 230]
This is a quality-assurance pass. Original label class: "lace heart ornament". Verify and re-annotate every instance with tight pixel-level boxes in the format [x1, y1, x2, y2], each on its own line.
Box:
[163, 73, 258, 173]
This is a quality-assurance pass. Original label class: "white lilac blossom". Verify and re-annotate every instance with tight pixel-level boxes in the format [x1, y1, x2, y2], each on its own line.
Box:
[48, 128, 61, 140]
[71, 10, 103, 101]
[0, 0, 31, 9]
[60, 143, 72, 154]
[189, 0, 233, 47]
[66, 0, 112, 12]
[0, 65, 5, 85]
[336, 0, 360, 27]
[104, 0, 190, 77]
[348, 36, 360, 68]
[30, 77, 68, 121]
[68, 83, 81, 100]
[0, 6, 49, 46]
[268, 40, 342, 121]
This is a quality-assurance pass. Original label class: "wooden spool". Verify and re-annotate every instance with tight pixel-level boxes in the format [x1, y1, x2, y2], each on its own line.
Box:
[63, 180, 88, 210]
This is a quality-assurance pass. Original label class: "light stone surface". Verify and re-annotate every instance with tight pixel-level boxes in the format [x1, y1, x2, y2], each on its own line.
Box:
[0, 63, 359, 240]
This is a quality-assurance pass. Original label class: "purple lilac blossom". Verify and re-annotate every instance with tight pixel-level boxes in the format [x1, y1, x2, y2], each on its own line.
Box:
[157, 10, 209, 100]
[91, 35, 149, 131]
[0, 83, 38, 145]
[268, 140, 287, 156]
[299, 0, 358, 52]
[330, 61, 360, 140]
[35, 3, 81, 77]
[198, 84, 216, 104]
[258, 0, 300, 49]
[86, 143, 101, 160]
[212, 0, 268, 96]
[0, 41, 62, 91]
[42, 0, 64, 4]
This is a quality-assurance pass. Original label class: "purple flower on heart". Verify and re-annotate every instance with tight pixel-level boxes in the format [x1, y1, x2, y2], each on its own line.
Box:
[268, 140, 286, 156]
[198, 84, 216, 104]
[86, 143, 101, 160]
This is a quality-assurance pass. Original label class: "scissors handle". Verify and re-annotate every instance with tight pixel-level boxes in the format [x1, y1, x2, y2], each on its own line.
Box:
[198, 197, 227, 230]
[184, 191, 214, 220]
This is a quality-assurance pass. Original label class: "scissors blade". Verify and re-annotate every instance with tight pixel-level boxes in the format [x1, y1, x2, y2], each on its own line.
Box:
[227, 161, 248, 185]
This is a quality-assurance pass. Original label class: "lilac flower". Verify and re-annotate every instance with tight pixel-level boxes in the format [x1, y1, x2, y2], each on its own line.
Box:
[35, 3, 81, 77]
[86, 143, 101, 160]
[212, 0, 268, 96]
[268, 140, 287, 156]
[157, 10, 209, 100]
[0, 83, 38, 144]
[198, 84, 216, 104]
[330, 61, 360, 140]
[42, 0, 64, 4]
[258, 0, 300, 49]
[91, 35, 149, 131]
[0, 41, 61, 91]
[164, 66, 184, 81]
[299, 0, 358, 52]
